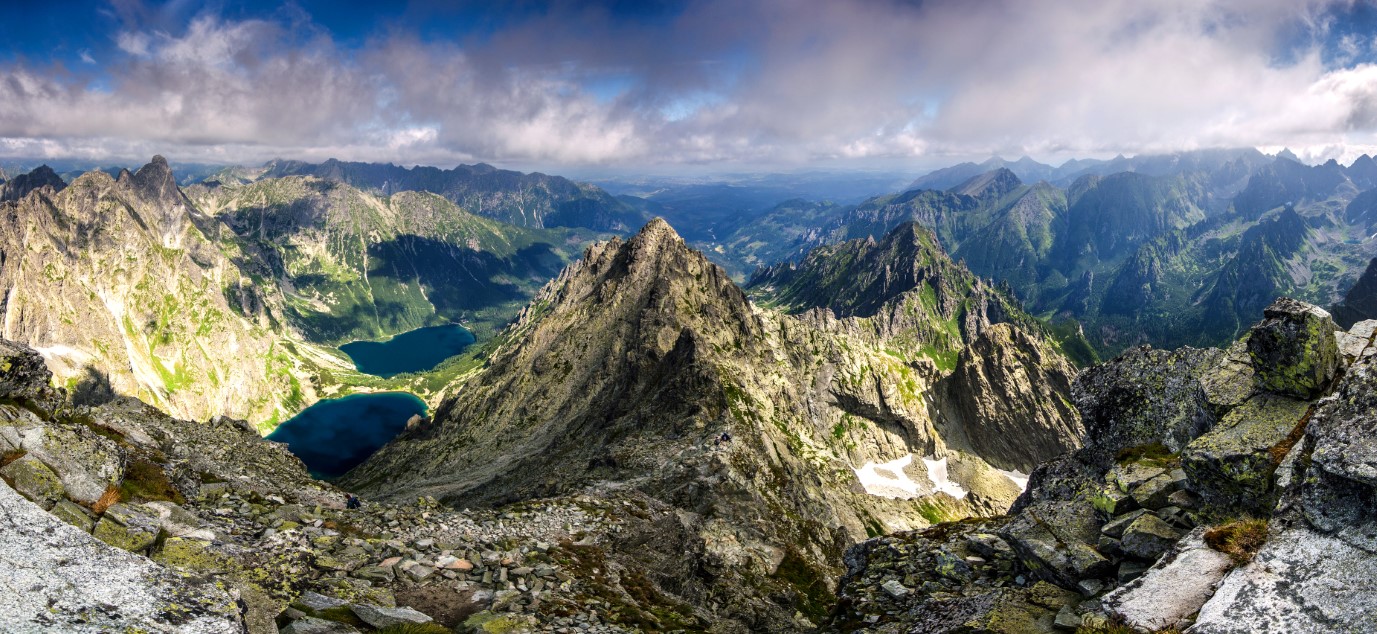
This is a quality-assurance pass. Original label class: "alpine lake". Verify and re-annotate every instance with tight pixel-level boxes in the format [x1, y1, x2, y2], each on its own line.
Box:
[266, 324, 475, 479]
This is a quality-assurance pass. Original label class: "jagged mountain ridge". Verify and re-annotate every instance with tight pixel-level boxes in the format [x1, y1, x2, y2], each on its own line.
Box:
[344, 218, 1083, 629]
[0, 157, 341, 425]
[0, 157, 606, 430]
[188, 175, 596, 344]
[258, 158, 648, 233]
[730, 154, 1376, 357]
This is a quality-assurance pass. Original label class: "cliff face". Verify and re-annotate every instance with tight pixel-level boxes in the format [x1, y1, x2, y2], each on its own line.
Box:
[830, 299, 1377, 633]
[344, 218, 1084, 629]
[0, 158, 342, 426]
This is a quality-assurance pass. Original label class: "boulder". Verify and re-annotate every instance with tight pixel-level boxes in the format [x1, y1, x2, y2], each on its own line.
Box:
[0, 454, 65, 509]
[1119, 514, 1181, 560]
[349, 604, 433, 628]
[50, 498, 95, 532]
[1182, 394, 1309, 515]
[1130, 469, 1184, 510]
[279, 616, 361, 634]
[92, 502, 162, 553]
[1001, 501, 1111, 587]
[1246, 298, 1339, 399]
[1101, 509, 1151, 539]
[1103, 527, 1234, 631]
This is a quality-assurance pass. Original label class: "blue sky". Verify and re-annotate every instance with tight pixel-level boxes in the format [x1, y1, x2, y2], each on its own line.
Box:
[2, 1, 1377, 172]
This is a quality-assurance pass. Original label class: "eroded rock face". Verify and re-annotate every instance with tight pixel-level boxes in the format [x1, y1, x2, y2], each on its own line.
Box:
[1246, 297, 1339, 399]
[937, 323, 1084, 473]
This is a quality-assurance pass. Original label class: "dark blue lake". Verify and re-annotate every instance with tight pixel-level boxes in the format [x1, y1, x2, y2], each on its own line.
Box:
[266, 392, 427, 479]
[339, 324, 476, 378]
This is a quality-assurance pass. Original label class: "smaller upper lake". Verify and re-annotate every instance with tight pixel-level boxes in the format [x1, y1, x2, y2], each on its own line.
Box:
[266, 392, 426, 479]
[339, 324, 475, 378]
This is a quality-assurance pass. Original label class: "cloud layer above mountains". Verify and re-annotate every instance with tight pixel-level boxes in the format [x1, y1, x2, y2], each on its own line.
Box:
[2, 0, 1377, 169]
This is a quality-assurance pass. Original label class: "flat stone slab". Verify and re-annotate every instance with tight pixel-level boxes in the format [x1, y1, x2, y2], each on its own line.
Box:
[1103, 528, 1233, 631]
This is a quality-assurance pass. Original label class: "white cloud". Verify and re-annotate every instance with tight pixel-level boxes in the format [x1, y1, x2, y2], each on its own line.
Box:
[2, 0, 1377, 170]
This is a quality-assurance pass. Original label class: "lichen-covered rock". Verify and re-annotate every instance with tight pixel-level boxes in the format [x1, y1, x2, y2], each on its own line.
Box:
[92, 502, 162, 553]
[1181, 394, 1309, 515]
[0, 480, 244, 633]
[1103, 527, 1233, 631]
[350, 604, 432, 628]
[1246, 297, 1339, 399]
[1118, 514, 1182, 560]
[0, 454, 64, 509]
[1129, 469, 1184, 510]
[1000, 500, 1110, 588]
[1072, 345, 1222, 457]
[49, 498, 95, 532]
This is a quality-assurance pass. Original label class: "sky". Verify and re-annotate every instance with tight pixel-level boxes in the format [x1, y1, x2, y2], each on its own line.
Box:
[3, 0, 1377, 174]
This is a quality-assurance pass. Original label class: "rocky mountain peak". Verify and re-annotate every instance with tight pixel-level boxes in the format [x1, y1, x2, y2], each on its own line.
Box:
[0, 164, 66, 202]
[951, 167, 1023, 201]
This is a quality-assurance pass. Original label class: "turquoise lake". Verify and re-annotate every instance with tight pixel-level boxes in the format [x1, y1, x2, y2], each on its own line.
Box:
[266, 392, 427, 479]
[339, 324, 476, 378]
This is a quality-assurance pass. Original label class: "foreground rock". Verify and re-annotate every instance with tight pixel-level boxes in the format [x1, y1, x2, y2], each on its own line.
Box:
[0, 479, 244, 633]
[829, 298, 1371, 632]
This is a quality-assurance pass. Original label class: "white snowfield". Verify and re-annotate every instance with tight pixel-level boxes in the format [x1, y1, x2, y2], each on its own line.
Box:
[853, 454, 970, 500]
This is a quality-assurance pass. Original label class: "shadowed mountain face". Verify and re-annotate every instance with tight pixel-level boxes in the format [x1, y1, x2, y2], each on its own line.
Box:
[1333, 257, 1377, 328]
[344, 218, 1083, 629]
[259, 158, 648, 233]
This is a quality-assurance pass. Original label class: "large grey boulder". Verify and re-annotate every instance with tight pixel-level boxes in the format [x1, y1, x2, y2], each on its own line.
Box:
[1246, 298, 1339, 399]
[349, 604, 433, 628]
[1190, 527, 1377, 633]
[92, 502, 163, 553]
[0, 480, 244, 633]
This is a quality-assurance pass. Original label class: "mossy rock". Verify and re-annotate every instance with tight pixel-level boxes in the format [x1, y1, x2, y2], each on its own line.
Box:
[92, 503, 161, 553]
[1182, 394, 1309, 516]
[0, 454, 65, 509]
[1247, 298, 1338, 399]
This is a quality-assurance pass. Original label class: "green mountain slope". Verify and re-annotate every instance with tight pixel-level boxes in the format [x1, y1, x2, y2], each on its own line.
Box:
[259, 158, 647, 232]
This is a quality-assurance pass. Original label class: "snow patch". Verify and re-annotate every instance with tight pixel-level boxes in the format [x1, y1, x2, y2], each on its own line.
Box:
[922, 457, 968, 500]
[34, 344, 91, 363]
[996, 468, 1030, 492]
[854, 454, 970, 500]
[854, 454, 921, 499]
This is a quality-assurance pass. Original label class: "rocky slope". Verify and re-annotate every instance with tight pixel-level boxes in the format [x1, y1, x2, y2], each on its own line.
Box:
[1331, 256, 1377, 328]
[829, 298, 1377, 633]
[259, 159, 647, 233]
[0, 337, 743, 633]
[344, 219, 1083, 630]
[188, 175, 595, 344]
[0, 157, 345, 426]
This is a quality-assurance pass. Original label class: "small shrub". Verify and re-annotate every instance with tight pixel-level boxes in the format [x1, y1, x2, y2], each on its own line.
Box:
[118, 457, 185, 505]
[0, 449, 26, 468]
[1204, 518, 1269, 564]
[1115, 442, 1179, 467]
[91, 484, 121, 515]
[374, 623, 454, 634]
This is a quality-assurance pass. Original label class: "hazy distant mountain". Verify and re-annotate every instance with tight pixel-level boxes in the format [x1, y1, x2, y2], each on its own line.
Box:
[0, 164, 65, 202]
[754, 152, 1376, 356]
[259, 158, 647, 233]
